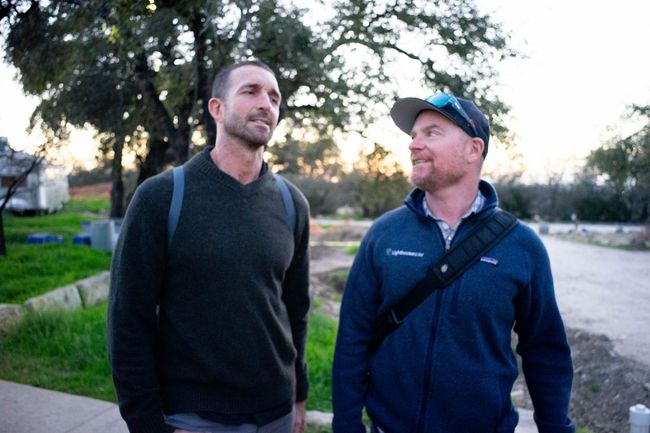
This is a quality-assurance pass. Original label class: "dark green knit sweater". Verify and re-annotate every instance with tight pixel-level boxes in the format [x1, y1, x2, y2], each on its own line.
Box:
[108, 148, 311, 433]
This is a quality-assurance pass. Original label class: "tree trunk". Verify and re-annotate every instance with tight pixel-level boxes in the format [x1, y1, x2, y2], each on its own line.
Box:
[110, 133, 125, 218]
[136, 136, 170, 186]
[205, 98, 216, 148]
[174, 111, 191, 164]
[133, 54, 177, 143]
[133, 52, 197, 167]
[192, 10, 215, 151]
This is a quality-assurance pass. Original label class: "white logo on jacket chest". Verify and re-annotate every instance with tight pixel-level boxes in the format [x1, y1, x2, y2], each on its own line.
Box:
[386, 248, 425, 258]
[480, 256, 499, 265]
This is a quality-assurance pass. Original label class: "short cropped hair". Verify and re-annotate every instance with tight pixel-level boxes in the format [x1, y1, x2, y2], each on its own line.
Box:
[211, 59, 276, 100]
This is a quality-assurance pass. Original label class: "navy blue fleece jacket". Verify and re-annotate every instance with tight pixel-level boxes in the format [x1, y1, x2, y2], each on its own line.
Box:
[332, 181, 574, 433]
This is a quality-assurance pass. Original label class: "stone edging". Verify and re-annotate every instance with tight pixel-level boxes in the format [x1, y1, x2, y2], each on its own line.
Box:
[0, 271, 110, 333]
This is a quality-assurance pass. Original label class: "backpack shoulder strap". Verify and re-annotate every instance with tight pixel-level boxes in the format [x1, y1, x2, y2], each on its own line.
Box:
[167, 165, 184, 249]
[370, 209, 518, 353]
[167, 169, 296, 249]
[274, 174, 297, 234]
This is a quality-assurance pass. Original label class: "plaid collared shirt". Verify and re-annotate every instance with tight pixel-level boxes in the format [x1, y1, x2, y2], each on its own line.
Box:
[423, 191, 486, 250]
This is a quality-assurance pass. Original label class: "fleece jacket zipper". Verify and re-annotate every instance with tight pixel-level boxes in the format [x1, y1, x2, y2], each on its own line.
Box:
[413, 215, 474, 431]
[414, 278, 444, 433]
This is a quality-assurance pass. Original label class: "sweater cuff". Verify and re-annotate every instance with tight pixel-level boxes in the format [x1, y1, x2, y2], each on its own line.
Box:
[126, 414, 176, 433]
[295, 364, 309, 403]
[534, 413, 576, 433]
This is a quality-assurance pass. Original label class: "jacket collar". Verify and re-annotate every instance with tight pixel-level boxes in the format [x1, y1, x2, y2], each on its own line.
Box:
[404, 179, 499, 220]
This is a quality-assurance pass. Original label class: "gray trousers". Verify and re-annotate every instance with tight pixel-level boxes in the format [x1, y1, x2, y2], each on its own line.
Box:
[165, 409, 294, 433]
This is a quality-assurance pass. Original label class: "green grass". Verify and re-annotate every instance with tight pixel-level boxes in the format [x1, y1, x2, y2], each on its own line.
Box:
[305, 313, 338, 412]
[3, 198, 107, 243]
[345, 244, 359, 255]
[306, 424, 332, 433]
[329, 270, 348, 294]
[63, 197, 111, 215]
[0, 198, 112, 303]
[0, 305, 338, 413]
[0, 304, 115, 401]
[0, 243, 111, 303]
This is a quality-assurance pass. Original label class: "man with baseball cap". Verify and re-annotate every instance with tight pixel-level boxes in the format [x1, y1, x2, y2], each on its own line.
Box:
[332, 93, 575, 433]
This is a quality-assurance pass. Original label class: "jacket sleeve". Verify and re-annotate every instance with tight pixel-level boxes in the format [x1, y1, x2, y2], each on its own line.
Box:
[514, 233, 576, 433]
[332, 234, 380, 433]
[107, 177, 174, 433]
[281, 188, 311, 403]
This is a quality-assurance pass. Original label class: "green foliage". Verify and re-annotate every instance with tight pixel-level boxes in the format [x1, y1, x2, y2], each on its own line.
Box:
[0, 305, 338, 415]
[573, 190, 630, 223]
[67, 166, 112, 187]
[491, 178, 643, 224]
[271, 134, 343, 180]
[0, 198, 111, 303]
[494, 182, 533, 220]
[285, 175, 348, 217]
[355, 143, 411, 218]
[586, 106, 650, 222]
[285, 144, 412, 218]
[281, 174, 359, 218]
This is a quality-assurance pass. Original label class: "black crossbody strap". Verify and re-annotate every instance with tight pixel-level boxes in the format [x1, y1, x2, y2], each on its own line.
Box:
[370, 210, 518, 353]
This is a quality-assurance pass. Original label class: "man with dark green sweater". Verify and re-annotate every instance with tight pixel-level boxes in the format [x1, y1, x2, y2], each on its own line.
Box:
[108, 60, 311, 433]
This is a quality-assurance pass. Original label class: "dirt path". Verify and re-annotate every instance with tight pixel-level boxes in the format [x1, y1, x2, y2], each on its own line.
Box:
[541, 235, 650, 367]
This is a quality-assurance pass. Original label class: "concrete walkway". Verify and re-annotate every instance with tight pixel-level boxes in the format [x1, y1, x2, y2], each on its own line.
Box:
[0, 379, 538, 433]
[0, 379, 126, 433]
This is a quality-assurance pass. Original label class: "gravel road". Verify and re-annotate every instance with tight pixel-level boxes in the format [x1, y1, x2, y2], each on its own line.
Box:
[540, 235, 650, 367]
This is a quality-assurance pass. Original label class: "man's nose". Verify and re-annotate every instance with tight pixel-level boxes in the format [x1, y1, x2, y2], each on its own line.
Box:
[257, 94, 274, 111]
[408, 136, 423, 152]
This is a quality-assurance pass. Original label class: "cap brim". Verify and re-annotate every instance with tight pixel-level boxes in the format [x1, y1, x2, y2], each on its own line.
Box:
[390, 97, 447, 135]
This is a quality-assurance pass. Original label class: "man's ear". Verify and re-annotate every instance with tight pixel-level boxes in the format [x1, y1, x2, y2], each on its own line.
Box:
[468, 137, 485, 163]
[208, 97, 223, 122]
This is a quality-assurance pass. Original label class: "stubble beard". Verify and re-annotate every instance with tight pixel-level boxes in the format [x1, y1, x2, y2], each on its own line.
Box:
[411, 172, 438, 193]
[410, 163, 464, 193]
[223, 110, 274, 150]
